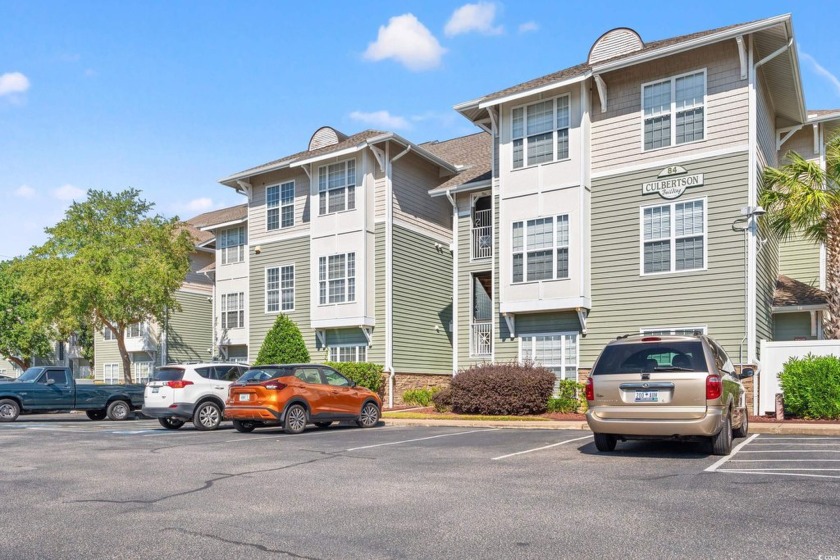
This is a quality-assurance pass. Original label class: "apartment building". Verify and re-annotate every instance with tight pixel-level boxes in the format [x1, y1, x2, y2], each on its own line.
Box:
[219, 127, 489, 403]
[445, 14, 834, 407]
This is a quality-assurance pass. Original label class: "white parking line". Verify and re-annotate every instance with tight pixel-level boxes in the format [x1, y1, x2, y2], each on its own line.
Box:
[748, 442, 840, 446]
[345, 428, 500, 451]
[716, 470, 840, 480]
[731, 459, 840, 462]
[491, 435, 593, 461]
[704, 434, 760, 472]
[739, 450, 840, 453]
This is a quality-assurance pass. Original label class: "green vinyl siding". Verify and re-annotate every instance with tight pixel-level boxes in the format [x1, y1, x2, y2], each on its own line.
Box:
[369, 224, 386, 365]
[93, 330, 124, 381]
[166, 290, 213, 363]
[456, 192, 493, 367]
[392, 224, 453, 374]
[755, 192, 779, 357]
[584, 151, 750, 366]
[248, 235, 316, 361]
[774, 312, 816, 341]
[779, 231, 821, 287]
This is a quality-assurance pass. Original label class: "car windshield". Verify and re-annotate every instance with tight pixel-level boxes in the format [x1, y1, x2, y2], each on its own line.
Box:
[151, 367, 185, 381]
[591, 341, 707, 375]
[238, 367, 294, 383]
[17, 368, 45, 382]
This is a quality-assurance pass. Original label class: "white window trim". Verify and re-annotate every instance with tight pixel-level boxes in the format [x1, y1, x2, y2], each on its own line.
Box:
[280, 181, 295, 229]
[317, 159, 356, 216]
[221, 292, 245, 330]
[126, 323, 144, 339]
[318, 252, 356, 306]
[639, 196, 708, 277]
[327, 344, 368, 362]
[510, 214, 571, 284]
[640, 68, 707, 153]
[640, 325, 708, 335]
[219, 226, 246, 265]
[265, 264, 295, 313]
[517, 331, 580, 380]
[103, 363, 120, 384]
[511, 93, 572, 170]
[102, 328, 116, 341]
[133, 361, 153, 383]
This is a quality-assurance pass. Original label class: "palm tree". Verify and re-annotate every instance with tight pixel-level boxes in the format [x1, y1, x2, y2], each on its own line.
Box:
[760, 134, 840, 338]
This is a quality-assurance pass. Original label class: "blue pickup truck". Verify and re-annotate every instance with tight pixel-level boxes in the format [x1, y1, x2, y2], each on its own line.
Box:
[0, 366, 145, 422]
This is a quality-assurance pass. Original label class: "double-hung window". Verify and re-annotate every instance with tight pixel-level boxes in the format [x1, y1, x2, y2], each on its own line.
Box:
[512, 95, 570, 169]
[221, 292, 245, 329]
[267, 182, 295, 230]
[126, 323, 143, 338]
[103, 363, 120, 384]
[266, 265, 294, 312]
[319, 253, 355, 305]
[328, 346, 367, 363]
[219, 226, 246, 264]
[318, 160, 355, 215]
[642, 70, 705, 150]
[642, 199, 705, 274]
[512, 215, 569, 283]
[520, 333, 578, 385]
[103, 328, 116, 341]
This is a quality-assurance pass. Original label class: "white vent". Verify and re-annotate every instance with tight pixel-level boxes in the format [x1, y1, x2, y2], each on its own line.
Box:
[308, 126, 348, 151]
[588, 28, 644, 65]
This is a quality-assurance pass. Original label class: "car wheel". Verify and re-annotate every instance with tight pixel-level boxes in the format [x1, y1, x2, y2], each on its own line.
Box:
[593, 433, 617, 452]
[356, 402, 380, 428]
[193, 402, 222, 431]
[85, 410, 107, 421]
[233, 420, 257, 433]
[0, 399, 20, 422]
[711, 413, 733, 456]
[283, 404, 308, 434]
[733, 408, 749, 438]
[106, 400, 131, 421]
[159, 417, 185, 430]
[314, 421, 332, 428]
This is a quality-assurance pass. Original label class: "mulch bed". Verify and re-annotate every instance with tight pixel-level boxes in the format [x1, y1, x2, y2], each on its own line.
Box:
[750, 415, 840, 424]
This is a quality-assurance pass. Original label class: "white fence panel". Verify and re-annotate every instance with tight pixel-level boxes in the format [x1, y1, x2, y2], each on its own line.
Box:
[758, 339, 840, 415]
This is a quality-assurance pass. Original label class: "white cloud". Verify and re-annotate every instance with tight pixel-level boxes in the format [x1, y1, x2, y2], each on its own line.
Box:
[444, 2, 503, 37]
[0, 72, 30, 96]
[53, 184, 85, 201]
[364, 14, 446, 71]
[185, 198, 214, 212]
[349, 110, 411, 130]
[518, 21, 539, 34]
[14, 185, 36, 198]
[800, 50, 840, 97]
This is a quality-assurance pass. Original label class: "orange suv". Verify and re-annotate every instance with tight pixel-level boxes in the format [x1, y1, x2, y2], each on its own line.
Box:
[224, 364, 382, 434]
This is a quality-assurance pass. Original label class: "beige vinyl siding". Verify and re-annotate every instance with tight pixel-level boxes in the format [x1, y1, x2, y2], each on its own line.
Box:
[93, 331, 124, 381]
[755, 72, 777, 169]
[779, 125, 820, 163]
[166, 290, 213, 364]
[392, 224, 453, 374]
[373, 169, 387, 223]
[248, 236, 316, 361]
[456, 192, 493, 367]
[247, 168, 311, 244]
[591, 42, 748, 173]
[756, 212, 779, 355]
[0, 357, 22, 377]
[392, 152, 452, 241]
[774, 312, 816, 341]
[369, 224, 386, 365]
[589, 29, 643, 64]
[584, 151, 750, 365]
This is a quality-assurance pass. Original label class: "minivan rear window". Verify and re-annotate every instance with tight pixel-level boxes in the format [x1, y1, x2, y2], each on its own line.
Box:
[151, 367, 185, 381]
[591, 341, 707, 375]
[238, 367, 295, 383]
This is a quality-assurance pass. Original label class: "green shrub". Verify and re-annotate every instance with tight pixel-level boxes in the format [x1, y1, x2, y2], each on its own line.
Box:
[432, 387, 452, 412]
[779, 354, 840, 419]
[324, 361, 384, 393]
[451, 362, 555, 415]
[254, 314, 309, 365]
[546, 379, 584, 413]
[402, 387, 439, 407]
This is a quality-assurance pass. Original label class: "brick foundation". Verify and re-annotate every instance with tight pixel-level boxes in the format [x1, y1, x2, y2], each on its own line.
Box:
[386, 373, 452, 407]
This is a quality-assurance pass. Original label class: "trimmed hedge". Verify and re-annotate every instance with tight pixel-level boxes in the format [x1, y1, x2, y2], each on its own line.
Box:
[254, 314, 309, 365]
[451, 362, 556, 415]
[324, 361, 384, 393]
[779, 354, 840, 419]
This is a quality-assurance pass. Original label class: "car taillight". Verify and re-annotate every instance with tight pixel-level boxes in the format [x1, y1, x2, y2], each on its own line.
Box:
[263, 381, 287, 391]
[706, 375, 722, 400]
[166, 380, 194, 389]
[585, 377, 594, 401]
[641, 336, 661, 342]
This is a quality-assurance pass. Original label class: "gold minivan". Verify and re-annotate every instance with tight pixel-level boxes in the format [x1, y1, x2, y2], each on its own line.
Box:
[585, 334, 752, 455]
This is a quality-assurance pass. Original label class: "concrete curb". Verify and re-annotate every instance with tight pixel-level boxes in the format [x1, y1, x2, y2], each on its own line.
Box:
[382, 417, 840, 436]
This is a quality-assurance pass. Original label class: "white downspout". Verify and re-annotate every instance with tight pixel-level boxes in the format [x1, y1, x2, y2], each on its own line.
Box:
[445, 189, 458, 375]
[386, 143, 412, 408]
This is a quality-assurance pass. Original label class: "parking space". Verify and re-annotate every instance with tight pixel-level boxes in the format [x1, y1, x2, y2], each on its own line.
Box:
[707, 434, 840, 480]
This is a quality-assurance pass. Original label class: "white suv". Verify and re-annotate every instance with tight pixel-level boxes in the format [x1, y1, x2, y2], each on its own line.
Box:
[142, 363, 248, 431]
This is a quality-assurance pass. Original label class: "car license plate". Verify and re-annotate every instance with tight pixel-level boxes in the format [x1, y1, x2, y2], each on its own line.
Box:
[152, 388, 159, 394]
[634, 390, 659, 403]
[239, 394, 251, 401]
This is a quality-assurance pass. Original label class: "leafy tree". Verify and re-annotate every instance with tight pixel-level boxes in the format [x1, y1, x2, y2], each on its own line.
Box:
[22, 189, 194, 382]
[760, 134, 840, 338]
[0, 259, 55, 370]
[254, 314, 310, 365]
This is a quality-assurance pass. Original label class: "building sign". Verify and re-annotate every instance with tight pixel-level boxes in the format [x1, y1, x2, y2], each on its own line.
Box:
[642, 165, 704, 200]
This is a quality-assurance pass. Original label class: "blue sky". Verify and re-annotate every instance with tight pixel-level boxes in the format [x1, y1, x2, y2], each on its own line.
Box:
[2, 1, 839, 259]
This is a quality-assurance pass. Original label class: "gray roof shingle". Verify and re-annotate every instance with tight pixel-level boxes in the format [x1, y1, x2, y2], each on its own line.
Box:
[773, 275, 828, 308]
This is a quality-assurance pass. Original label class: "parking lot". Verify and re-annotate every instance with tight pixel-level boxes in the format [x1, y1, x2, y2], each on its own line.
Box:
[1, 414, 839, 559]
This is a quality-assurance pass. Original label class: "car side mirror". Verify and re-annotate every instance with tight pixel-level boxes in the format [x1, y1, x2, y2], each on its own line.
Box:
[739, 368, 755, 380]
[348, 380, 356, 388]
[46, 378, 55, 386]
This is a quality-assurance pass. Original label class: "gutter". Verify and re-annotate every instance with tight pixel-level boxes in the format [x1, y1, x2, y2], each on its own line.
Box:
[444, 189, 458, 375]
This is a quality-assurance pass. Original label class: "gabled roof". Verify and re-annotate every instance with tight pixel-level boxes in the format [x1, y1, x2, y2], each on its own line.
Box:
[186, 204, 248, 230]
[425, 132, 493, 196]
[773, 275, 828, 309]
[177, 222, 214, 246]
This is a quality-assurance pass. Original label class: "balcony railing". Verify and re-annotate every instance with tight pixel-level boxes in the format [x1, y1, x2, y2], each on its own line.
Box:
[471, 321, 492, 357]
[471, 209, 492, 260]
